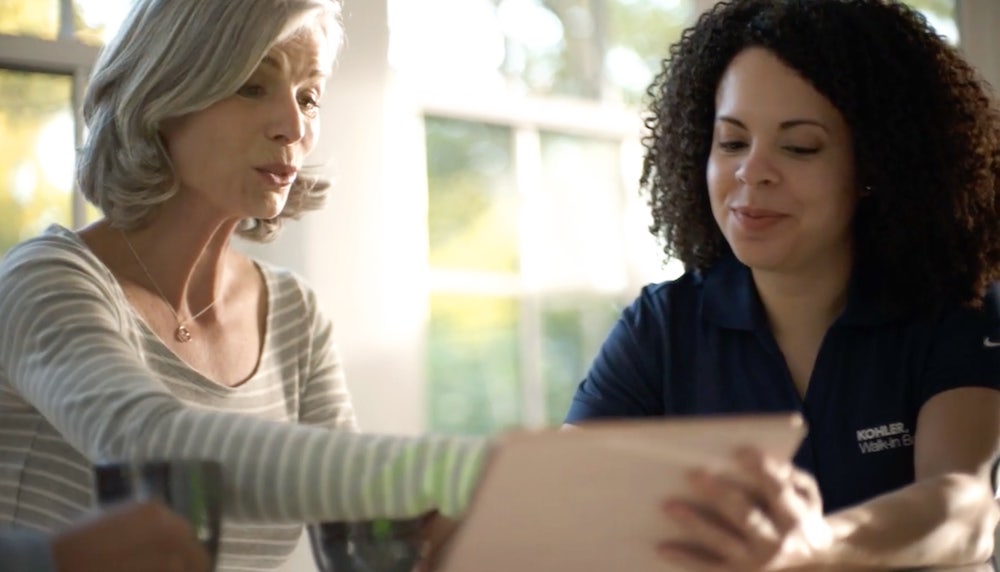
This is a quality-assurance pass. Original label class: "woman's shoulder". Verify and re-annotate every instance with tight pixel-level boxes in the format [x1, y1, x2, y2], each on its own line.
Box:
[633, 260, 721, 310]
[618, 265, 709, 332]
[984, 281, 1000, 317]
[1, 224, 110, 281]
[250, 258, 323, 312]
[943, 280, 1000, 331]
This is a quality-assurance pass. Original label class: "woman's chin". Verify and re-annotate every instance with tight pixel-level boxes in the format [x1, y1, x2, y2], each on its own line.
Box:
[729, 243, 792, 272]
[249, 201, 287, 222]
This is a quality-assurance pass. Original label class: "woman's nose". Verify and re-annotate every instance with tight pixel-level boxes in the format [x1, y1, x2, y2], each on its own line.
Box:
[735, 145, 779, 187]
[267, 94, 306, 144]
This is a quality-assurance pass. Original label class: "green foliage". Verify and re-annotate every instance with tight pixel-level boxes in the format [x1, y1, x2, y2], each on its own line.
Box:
[427, 294, 523, 435]
[0, 0, 121, 257]
[540, 296, 621, 425]
[904, 0, 954, 20]
[0, 70, 74, 257]
[0, 0, 58, 39]
[425, 117, 520, 272]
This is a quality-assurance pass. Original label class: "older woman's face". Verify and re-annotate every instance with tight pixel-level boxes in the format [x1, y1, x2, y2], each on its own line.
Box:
[707, 47, 859, 274]
[161, 23, 332, 222]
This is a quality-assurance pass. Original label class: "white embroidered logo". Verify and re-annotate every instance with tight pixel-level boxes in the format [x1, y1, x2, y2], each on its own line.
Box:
[984, 337, 1000, 348]
[856, 422, 913, 454]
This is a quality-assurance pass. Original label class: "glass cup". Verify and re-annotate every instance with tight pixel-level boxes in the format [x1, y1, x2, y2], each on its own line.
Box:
[93, 459, 223, 570]
[307, 517, 425, 572]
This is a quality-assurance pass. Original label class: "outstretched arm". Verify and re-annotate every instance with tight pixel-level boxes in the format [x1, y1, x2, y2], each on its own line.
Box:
[0, 235, 486, 524]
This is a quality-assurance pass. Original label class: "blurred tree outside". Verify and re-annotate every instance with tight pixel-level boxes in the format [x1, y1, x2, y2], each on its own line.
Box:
[0, 0, 58, 39]
[426, 117, 519, 273]
[497, 0, 692, 103]
[540, 294, 622, 425]
[0, 0, 132, 257]
[906, 0, 955, 19]
[497, 0, 953, 102]
[0, 70, 74, 257]
[427, 294, 523, 434]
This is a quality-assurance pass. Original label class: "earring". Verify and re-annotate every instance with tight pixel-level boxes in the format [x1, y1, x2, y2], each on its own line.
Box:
[860, 185, 873, 198]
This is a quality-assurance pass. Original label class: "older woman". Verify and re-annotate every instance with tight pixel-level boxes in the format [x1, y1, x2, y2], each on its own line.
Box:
[0, 1, 484, 570]
[566, 0, 1000, 569]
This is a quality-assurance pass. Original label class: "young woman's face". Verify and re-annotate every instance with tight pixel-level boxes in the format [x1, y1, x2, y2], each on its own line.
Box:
[707, 47, 859, 274]
[161, 23, 332, 222]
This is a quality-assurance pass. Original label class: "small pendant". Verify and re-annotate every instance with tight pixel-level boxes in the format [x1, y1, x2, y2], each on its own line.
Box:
[175, 324, 192, 343]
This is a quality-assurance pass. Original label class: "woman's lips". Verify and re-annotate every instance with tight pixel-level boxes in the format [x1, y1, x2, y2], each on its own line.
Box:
[731, 207, 788, 232]
[255, 167, 296, 187]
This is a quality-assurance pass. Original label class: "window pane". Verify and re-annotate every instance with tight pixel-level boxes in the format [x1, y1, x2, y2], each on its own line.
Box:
[73, 0, 130, 45]
[426, 116, 518, 273]
[0, 0, 59, 39]
[531, 132, 627, 291]
[389, 0, 693, 103]
[0, 69, 75, 257]
[427, 294, 522, 435]
[606, 0, 693, 104]
[902, 0, 957, 43]
[541, 293, 621, 425]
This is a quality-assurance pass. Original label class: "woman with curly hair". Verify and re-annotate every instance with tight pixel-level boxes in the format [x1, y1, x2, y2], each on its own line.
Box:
[565, 0, 1000, 569]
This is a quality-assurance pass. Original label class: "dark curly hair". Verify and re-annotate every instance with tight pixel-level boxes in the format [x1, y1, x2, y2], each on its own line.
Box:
[642, 0, 1000, 311]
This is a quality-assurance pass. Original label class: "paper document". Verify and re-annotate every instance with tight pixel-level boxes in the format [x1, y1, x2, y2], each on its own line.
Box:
[440, 412, 807, 572]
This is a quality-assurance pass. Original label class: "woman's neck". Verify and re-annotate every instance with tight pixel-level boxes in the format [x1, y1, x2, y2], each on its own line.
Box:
[83, 195, 242, 317]
[751, 249, 854, 340]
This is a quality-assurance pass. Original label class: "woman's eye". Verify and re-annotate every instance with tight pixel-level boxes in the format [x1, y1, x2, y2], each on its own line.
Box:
[718, 140, 747, 151]
[238, 84, 265, 98]
[785, 145, 820, 155]
[299, 96, 320, 110]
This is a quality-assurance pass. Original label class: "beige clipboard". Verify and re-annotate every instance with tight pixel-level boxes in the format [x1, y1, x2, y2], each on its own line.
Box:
[440, 412, 807, 572]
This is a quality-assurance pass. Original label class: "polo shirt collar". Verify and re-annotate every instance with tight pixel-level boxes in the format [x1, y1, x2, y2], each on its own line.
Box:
[702, 253, 895, 331]
[701, 254, 766, 331]
[838, 263, 897, 326]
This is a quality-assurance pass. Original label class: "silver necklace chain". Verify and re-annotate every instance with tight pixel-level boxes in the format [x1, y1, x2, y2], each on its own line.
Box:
[120, 230, 217, 343]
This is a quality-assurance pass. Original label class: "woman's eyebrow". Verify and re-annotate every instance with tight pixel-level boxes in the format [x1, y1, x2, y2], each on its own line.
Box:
[716, 115, 829, 133]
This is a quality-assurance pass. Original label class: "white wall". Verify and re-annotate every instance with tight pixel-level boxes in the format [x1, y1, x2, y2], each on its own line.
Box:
[240, 0, 431, 437]
[242, 2, 411, 569]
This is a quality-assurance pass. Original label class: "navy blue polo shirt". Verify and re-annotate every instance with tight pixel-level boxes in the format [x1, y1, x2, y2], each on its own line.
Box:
[565, 254, 1000, 512]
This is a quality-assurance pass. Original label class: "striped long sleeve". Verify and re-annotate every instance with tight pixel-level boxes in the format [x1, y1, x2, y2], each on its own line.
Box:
[0, 227, 486, 530]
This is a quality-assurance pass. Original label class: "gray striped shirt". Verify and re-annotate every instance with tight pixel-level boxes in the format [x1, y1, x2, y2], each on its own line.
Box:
[0, 225, 486, 571]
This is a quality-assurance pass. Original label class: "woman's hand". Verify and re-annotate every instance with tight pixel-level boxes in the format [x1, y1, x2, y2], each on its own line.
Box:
[414, 511, 460, 572]
[660, 447, 834, 571]
[51, 501, 211, 572]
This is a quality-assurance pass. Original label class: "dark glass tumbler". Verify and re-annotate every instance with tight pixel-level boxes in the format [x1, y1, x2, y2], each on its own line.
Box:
[94, 459, 223, 570]
[308, 517, 424, 572]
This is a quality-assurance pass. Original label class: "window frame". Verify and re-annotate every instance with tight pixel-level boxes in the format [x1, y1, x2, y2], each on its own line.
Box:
[409, 58, 664, 431]
[0, 25, 98, 228]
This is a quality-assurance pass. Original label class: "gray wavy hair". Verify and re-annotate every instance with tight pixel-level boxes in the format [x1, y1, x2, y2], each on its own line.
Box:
[77, 0, 342, 242]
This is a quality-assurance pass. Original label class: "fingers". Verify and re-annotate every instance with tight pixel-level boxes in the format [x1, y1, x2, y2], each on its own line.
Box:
[788, 463, 822, 506]
[665, 467, 786, 565]
[661, 448, 823, 570]
[658, 542, 727, 572]
[733, 448, 814, 532]
[664, 499, 753, 562]
[416, 511, 461, 572]
[682, 469, 780, 545]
